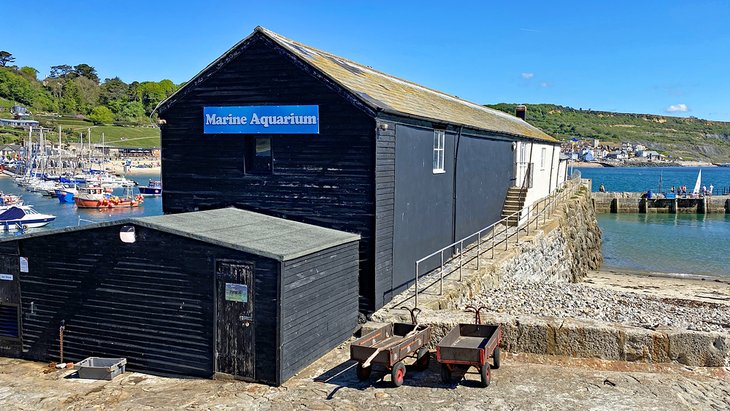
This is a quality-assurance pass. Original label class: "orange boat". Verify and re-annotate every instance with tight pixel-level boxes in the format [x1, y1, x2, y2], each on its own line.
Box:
[74, 186, 144, 209]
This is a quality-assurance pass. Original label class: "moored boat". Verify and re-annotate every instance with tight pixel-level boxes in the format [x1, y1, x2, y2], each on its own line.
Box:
[0, 206, 56, 230]
[138, 180, 162, 196]
[74, 186, 143, 209]
[54, 185, 78, 203]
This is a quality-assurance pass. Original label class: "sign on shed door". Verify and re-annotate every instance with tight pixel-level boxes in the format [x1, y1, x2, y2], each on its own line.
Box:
[216, 261, 254, 378]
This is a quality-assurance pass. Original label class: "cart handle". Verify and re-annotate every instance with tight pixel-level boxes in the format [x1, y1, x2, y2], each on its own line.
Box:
[464, 305, 489, 325]
[400, 306, 421, 325]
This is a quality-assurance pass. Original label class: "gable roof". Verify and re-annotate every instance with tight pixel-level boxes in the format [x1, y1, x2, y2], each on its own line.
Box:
[157, 26, 556, 143]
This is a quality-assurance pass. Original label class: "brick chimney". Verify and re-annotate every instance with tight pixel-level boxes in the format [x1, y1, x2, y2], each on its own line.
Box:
[515, 105, 526, 121]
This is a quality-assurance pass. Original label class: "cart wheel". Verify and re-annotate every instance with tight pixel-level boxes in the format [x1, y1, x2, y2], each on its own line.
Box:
[492, 347, 501, 369]
[391, 362, 406, 387]
[356, 363, 371, 380]
[440, 363, 452, 383]
[480, 363, 491, 387]
[415, 348, 430, 371]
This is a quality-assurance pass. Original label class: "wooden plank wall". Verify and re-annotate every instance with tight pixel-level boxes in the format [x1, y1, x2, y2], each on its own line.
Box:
[0, 242, 20, 356]
[160, 35, 377, 311]
[11, 225, 278, 379]
[374, 121, 396, 307]
[278, 242, 359, 383]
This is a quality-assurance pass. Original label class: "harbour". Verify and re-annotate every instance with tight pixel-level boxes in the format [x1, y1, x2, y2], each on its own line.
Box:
[0, 171, 162, 237]
[1, 5, 729, 409]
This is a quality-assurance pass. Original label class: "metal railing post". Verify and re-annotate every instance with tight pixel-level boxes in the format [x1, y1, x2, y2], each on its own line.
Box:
[440, 250, 444, 295]
[477, 232, 481, 270]
[459, 240, 464, 281]
[504, 224, 508, 250]
[414, 261, 419, 308]
[491, 227, 495, 259]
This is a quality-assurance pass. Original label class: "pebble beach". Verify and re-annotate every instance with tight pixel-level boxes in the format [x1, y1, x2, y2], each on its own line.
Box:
[466, 269, 730, 334]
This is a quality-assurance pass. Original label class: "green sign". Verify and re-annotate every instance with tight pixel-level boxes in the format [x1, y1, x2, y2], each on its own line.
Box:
[225, 283, 248, 303]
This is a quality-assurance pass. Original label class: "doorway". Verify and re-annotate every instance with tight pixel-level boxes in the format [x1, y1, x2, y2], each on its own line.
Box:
[215, 260, 255, 379]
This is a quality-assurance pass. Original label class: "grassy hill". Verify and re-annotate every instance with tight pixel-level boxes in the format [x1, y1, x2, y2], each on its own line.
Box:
[0, 109, 160, 148]
[487, 103, 730, 162]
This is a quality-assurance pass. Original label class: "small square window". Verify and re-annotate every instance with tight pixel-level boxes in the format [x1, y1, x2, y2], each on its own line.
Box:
[244, 137, 272, 174]
[433, 130, 445, 173]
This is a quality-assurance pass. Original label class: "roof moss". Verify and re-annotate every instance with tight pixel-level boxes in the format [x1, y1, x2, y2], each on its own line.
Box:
[157, 27, 557, 143]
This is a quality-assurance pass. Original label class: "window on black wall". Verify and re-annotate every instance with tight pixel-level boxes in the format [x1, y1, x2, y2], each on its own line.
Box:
[244, 137, 272, 174]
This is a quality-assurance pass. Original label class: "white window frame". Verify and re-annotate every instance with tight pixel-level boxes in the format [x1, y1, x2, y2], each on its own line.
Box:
[433, 130, 445, 174]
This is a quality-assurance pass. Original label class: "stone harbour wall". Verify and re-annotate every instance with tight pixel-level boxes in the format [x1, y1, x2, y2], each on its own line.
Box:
[501, 186, 603, 284]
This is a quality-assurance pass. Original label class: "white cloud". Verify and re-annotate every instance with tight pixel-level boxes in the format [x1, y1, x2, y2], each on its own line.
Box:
[666, 103, 689, 113]
[521, 72, 534, 80]
[540, 81, 551, 88]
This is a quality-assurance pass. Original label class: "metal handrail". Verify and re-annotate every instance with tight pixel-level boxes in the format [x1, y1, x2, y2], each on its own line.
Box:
[413, 176, 584, 307]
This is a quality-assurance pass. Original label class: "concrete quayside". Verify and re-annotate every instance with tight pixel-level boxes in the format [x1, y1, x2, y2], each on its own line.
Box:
[593, 192, 730, 214]
[369, 179, 729, 369]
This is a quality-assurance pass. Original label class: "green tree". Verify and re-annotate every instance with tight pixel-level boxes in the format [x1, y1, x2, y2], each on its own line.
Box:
[18, 66, 38, 80]
[99, 77, 129, 105]
[50, 64, 73, 78]
[73, 63, 99, 84]
[0, 51, 14, 67]
[118, 101, 146, 123]
[72, 76, 100, 113]
[60, 79, 79, 113]
[88, 105, 114, 124]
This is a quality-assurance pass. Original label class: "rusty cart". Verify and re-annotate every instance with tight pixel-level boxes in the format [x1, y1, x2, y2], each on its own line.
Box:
[436, 306, 502, 387]
[350, 308, 431, 387]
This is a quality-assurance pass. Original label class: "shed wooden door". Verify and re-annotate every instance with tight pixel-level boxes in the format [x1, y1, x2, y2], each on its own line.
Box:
[215, 261, 254, 379]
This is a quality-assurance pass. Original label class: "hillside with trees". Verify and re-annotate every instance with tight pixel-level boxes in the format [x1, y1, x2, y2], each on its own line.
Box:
[0, 50, 177, 147]
[487, 103, 730, 162]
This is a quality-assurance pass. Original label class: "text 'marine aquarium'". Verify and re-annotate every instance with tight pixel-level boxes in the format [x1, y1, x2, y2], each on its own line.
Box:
[203, 105, 319, 134]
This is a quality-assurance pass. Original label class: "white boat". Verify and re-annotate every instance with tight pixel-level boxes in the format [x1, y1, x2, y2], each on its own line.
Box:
[0, 206, 56, 230]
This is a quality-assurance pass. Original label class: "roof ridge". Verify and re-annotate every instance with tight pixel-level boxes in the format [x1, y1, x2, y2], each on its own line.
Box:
[257, 27, 536, 128]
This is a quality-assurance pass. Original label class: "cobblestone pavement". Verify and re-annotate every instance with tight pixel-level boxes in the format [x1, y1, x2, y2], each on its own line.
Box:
[1, 346, 728, 410]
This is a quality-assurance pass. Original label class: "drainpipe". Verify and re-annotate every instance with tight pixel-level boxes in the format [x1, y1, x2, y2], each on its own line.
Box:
[451, 126, 463, 244]
[548, 145, 556, 192]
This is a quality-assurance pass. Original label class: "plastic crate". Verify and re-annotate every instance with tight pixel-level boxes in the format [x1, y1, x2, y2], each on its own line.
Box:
[75, 357, 127, 380]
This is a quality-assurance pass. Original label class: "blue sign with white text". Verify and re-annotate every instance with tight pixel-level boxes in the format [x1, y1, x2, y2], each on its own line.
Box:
[203, 105, 319, 134]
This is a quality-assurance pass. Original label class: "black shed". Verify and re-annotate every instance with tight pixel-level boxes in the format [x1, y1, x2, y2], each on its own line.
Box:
[0, 208, 359, 385]
[155, 27, 560, 313]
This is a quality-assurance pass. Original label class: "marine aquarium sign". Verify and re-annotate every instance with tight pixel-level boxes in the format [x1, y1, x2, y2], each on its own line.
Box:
[203, 105, 319, 134]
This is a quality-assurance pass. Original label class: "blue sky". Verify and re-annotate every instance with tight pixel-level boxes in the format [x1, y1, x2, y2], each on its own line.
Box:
[3, 1, 730, 120]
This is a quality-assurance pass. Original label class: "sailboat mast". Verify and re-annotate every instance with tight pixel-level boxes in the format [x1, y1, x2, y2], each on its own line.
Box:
[58, 126, 62, 175]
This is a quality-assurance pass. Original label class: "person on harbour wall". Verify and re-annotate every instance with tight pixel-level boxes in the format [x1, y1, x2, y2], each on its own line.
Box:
[599, 183, 605, 192]
[709, 184, 713, 196]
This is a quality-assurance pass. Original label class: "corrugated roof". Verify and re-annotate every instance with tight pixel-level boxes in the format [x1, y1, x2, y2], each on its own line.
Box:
[134, 208, 359, 261]
[157, 27, 556, 143]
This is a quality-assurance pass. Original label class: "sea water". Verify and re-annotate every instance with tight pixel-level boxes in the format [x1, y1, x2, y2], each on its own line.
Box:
[577, 166, 730, 194]
[599, 213, 730, 277]
[578, 167, 730, 277]
[0, 172, 163, 238]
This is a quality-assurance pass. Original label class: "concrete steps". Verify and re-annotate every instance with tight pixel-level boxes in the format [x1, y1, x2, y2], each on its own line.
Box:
[501, 188, 528, 225]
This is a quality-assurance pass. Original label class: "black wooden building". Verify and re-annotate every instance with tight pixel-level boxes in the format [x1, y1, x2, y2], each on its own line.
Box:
[155, 27, 559, 313]
[0, 208, 359, 385]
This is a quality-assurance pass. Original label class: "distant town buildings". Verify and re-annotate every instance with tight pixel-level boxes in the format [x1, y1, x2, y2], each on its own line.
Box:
[562, 138, 667, 164]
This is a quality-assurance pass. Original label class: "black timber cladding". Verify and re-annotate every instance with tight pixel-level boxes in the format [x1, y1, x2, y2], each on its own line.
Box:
[155, 27, 560, 312]
[159, 35, 376, 310]
[279, 242, 359, 383]
[1, 209, 359, 385]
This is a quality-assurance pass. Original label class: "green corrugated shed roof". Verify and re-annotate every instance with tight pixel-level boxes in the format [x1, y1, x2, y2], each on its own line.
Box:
[157, 27, 557, 143]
